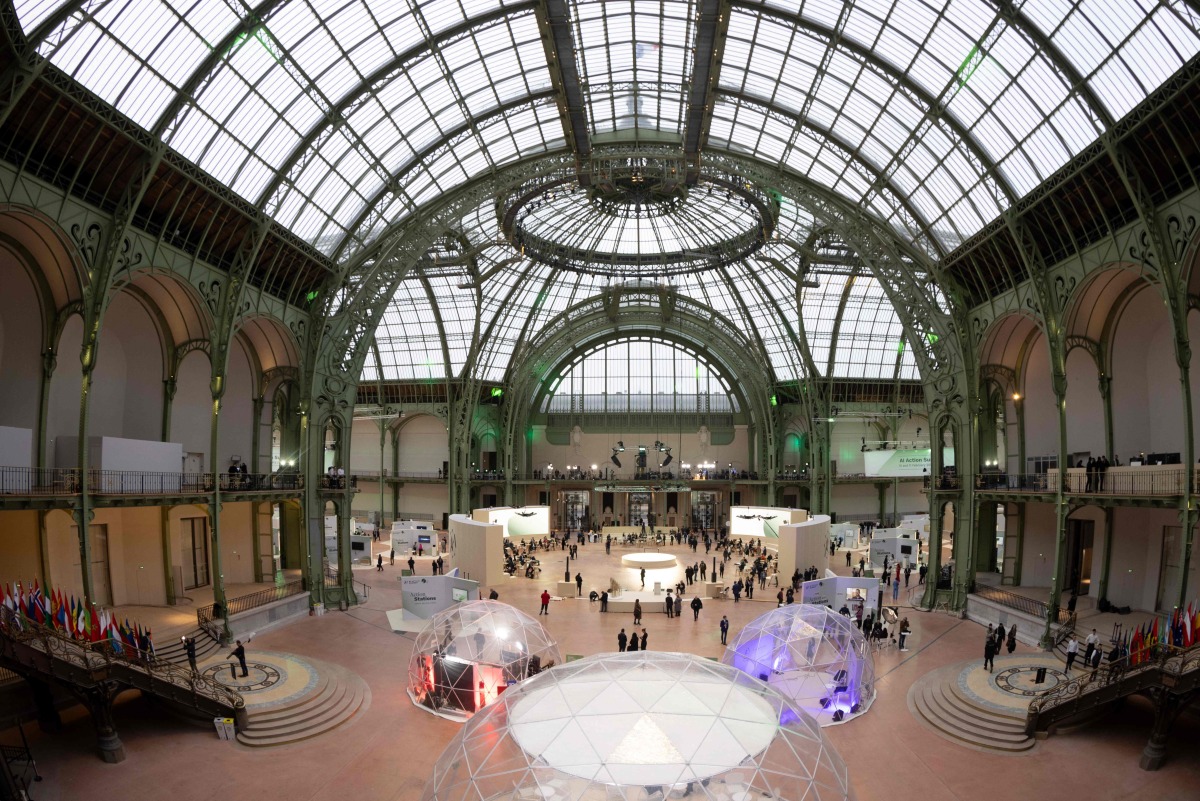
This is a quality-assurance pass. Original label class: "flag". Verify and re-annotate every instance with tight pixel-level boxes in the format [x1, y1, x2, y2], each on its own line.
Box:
[89, 606, 101, 643]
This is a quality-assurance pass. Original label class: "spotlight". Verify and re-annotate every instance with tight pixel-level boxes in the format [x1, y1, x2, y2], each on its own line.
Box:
[832, 710, 845, 722]
[611, 452, 622, 468]
[661, 452, 673, 467]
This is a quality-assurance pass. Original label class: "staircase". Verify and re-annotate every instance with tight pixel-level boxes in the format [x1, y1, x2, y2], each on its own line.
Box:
[236, 656, 369, 747]
[153, 628, 222, 666]
[910, 665, 1036, 753]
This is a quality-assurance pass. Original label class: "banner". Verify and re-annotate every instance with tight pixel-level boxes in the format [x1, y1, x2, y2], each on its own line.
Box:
[401, 575, 479, 619]
[863, 448, 955, 477]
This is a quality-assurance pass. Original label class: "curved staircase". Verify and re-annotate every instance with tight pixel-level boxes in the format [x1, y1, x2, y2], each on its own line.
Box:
[910, 664, 1036, 753]
[236, 657, 369, 747]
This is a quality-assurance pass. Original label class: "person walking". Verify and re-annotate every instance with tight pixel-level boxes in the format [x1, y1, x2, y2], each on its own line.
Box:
[617, 628, 628, 652]
[633, 599, 643, 625]
[1065, 635, 1079, 673]
[640, 629, 648, 651]
[690, 596, 703, 621]
[1007, 625, 1017, 654]
[665, 590, 674, 618]
[720, 615, 730, 644]
[699, 562, 706, 581]
[539, 589, 551, 615]
[376, 553, 384, 571]
[898, 618, 911, 651]
[996, 623, 1006, 651]
[983, 633, 997, 673]
[1085, 628, 1098, 664]
[183, 635, 198, 673]
[1090, 645, 1104, 678]
[407, 556, 415, 574]
[918, 564, 927, 584]
[389, 547, 395, 566]
[228, 639, 249, 678]
[575, 572, 583, 597]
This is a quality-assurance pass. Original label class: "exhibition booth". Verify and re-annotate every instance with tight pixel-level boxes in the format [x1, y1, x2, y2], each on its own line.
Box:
[800, 576, 882, 624]
[472, 506, 551, 539]
[868, 528, 922, 568]
[391, 520, 437, 555]
[407, 600, 561, 722]
[420, 652, 851, 801]
[325, 515, 372, 566]
[385, 573, 481, 633]
[447, 514, 508, 587]
[776, 514, 832, 588]
[723, 604, 876, 726]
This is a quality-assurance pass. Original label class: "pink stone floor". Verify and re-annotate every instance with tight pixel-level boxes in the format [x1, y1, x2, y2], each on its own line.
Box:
[3, 537, 1198, 801]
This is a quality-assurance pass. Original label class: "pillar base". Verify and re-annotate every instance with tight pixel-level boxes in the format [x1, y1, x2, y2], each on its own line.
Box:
[97, 734, 126, 764]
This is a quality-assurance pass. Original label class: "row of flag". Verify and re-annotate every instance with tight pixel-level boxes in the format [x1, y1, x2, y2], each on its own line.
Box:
[1, 579, 155, 657]
[1120, 602, 1200, 665]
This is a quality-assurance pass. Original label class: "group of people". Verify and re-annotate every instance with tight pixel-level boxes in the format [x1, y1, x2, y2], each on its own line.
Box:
[616, 627, 648, 651]
[1078, 456, 1112, 492]
[982, 622, 1020, 671]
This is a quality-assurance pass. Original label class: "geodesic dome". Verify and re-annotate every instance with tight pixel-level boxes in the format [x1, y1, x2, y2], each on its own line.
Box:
[422, 652, 852, 801]
[722, 604, 876, 726]
[407, 600, 561, 722]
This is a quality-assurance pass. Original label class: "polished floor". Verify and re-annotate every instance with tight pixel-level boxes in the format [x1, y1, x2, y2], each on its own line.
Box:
[3, 536, 1198, 801]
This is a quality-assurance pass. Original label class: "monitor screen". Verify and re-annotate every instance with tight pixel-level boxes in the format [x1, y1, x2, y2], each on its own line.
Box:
[900, 544, 913, 555]
[418, 535, 432, 543]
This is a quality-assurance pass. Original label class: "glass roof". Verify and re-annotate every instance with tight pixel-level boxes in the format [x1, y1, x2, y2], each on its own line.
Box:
[20, 0, 1195, 387]
[19, 0, 1197, 255]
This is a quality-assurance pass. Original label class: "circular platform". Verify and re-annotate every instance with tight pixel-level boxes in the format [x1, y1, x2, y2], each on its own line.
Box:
[197, 650, 319, 709]
[621, 552, 677, 569]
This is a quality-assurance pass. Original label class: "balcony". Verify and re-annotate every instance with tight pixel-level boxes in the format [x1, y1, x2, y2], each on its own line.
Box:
[0, 467, 304, 507]
[973, 466, 1190, 500]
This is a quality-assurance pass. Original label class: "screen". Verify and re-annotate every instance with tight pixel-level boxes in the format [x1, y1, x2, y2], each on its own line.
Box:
[900, 544, 913, 555]
[418, 535, 432, 543]
[351, 541, 365, 551]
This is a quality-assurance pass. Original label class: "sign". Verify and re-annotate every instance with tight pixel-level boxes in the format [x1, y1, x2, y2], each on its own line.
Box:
[863, 448, 956, 477]
[400, 575, 479, 619]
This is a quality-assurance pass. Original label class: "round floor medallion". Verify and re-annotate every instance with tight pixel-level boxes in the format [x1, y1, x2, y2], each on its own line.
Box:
[201, 662, 282, 693]
[993, 665, 1069, 696]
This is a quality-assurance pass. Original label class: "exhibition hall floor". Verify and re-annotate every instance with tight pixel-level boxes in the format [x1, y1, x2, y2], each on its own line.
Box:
[3, 537, 1198, 801]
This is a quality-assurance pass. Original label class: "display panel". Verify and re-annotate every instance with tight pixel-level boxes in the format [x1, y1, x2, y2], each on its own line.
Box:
[730, 506, 803, 538]
[479, 507, 550, 538]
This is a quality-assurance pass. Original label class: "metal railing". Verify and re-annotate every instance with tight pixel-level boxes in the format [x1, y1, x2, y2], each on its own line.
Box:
[971, 584, 1072, 624]
[196, 580, 306, 626]
[975, 470, 1188, 496]
[0, 467, 303, 496]
[0, 604, 244, 717]
[1027, 641, 1200, 733]
[922, 475, 962, 490]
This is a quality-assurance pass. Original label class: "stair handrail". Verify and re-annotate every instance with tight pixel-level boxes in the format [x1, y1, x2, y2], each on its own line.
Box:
[1052, 612, 1077, 648]
[1026, 640, 1200, 733]
[0, 605, 244, 714]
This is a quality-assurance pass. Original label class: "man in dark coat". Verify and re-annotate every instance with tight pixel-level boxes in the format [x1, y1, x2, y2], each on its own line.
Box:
[617, 628, 628, 652]
[229, 640, 248, 677]
[690, 596, 703, 621]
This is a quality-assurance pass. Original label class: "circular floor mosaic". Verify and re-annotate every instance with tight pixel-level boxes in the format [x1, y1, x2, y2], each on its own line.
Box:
[195, 650, 320, 709]
[992, 664, 1069, 696]
[202, 662, 282, 692]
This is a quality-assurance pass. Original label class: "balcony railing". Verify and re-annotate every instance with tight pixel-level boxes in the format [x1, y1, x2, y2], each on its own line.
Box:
[972, 584, 1072, 624]
[975, 469, 1188, 497]
[196, 579, 306, 627]
[0, 467, 303, 497]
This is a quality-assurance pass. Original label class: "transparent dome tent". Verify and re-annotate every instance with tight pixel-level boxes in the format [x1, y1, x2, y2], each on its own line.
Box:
[422, 652, 852, 801]
[407, 600, 561, 722]
[722, 605, 876, 726]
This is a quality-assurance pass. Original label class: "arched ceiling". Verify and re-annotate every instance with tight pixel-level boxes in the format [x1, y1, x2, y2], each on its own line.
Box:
[14, 0, 1200, 388]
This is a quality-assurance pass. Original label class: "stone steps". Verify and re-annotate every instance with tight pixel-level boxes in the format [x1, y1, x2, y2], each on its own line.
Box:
[154, 629, 222, 666]
[910, 666, 1036, 753]
[236, 660, 368, 748]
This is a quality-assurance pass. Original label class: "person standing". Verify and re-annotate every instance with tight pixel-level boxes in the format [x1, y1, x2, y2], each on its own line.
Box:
[892, 577, 900, 601]
[183, 636, 198, 672]
[389, 547, 395, 566]
[437, 556, 445, 575]
[665, 590, 674, 618]
[639, 629, 648, 651]
[719, 615, 729, 645]
[627, 630, 638, 652]
[672, 593, 682, 619]
[996, 623, 1006, 651]
[983, 633, 997, 673]
[845, 551, 852, 567]
[617, 628, 628, 652]
[690, 596, 703, 621]
[1007, 625, 1017, 654]
[1065, 635, 1079, 673]
[539, 589, 551, 615]
[898, 618, 911, 651]
[1085, 628, 1098, 664]
[685, 565, 693, 585]
[640, 567, 646, 589]
[228, 640, 249, 678]
[488, 588, 499, 600]
[918, 563, 927, 585]
[633, 599, 642, 625]
[699, 562, 706, 581]
[575, 573, 583, 597]
[407, 556, 415, 574]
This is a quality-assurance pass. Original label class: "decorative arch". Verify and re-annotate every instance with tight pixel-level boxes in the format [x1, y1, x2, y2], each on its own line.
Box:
[122, 270, 214, 348]
[234, 314, 301, 375]
[0, 206, 87, 318]
[1062, 264, 1158, 374]
[978, 311, 1045, 394]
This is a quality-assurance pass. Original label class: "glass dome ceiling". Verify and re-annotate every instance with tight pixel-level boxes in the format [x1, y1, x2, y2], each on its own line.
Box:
[22, 0, 1198, 385]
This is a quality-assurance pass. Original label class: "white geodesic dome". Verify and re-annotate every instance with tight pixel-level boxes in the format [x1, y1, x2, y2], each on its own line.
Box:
[421, 652, 853, 801]
[722, 604, 876, 726]
[407, 600, 561, 721]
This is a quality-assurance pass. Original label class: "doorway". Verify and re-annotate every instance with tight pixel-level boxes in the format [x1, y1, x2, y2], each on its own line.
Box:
[1065, 518, 1094, 595]
[182, 517, 210, 590]
[1157, 526, 1184, 612]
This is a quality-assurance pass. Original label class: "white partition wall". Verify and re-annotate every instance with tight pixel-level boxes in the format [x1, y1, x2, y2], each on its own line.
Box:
[778, 514, 831, 586]
[730, 506, 807, 540]
[449, 514, 506, 587]
[471, 506, 550, 538]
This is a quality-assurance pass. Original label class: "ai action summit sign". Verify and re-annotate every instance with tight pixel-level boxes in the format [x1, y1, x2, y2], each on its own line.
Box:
[863, 448, 955, 477]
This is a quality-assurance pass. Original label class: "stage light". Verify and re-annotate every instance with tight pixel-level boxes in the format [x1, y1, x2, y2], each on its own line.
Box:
[661, 452, 673, 467]
[611, 453, 622, 468]
[820, 697, 831, 708]
[850, 703, 861, 714]
[832, 710, 845, 722]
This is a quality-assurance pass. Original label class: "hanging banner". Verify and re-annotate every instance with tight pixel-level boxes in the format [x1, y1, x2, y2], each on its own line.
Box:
[863, 448, 955, 477]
